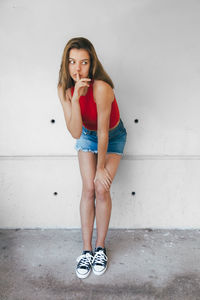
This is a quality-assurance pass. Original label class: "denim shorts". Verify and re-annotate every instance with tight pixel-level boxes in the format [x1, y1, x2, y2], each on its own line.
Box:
[75, 119, 127, 155]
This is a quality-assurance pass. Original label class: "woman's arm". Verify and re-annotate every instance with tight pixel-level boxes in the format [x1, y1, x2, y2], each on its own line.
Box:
[57, 76, 91, 138]
[93, 80, 114, 190]
[57, 86, 83, 138]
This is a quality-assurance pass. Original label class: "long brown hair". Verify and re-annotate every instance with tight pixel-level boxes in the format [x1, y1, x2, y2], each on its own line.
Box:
[58, 37, 114, 96]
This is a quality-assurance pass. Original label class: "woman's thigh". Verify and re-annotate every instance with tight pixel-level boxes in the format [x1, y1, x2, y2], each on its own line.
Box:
[78, 150, 98, 189]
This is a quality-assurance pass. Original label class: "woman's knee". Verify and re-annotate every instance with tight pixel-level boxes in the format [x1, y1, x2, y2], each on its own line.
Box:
[94, 180, 108, 200]
[82, 183, 95, 199]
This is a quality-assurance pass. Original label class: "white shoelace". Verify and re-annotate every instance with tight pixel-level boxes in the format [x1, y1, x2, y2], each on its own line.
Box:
[76, 253, 93, 269]
[93, 250, 108, 265]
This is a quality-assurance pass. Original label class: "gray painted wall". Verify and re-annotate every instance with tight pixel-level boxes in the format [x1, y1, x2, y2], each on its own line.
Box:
[0, 0, 200, 228]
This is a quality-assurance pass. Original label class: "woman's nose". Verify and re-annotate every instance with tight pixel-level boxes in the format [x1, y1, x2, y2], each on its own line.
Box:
[76, 63, 81, 71]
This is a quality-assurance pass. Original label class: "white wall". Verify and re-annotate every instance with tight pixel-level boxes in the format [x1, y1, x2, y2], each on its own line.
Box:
[0, 0, 200, 228]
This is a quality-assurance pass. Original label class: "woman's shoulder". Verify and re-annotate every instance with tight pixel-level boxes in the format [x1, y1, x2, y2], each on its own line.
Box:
[93, 80, 114, 102]
[93, 79, 112, 89]
[93, 80, 114, 95]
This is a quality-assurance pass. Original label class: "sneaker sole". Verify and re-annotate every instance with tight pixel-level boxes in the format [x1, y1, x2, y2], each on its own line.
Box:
[76, 268, 91, 279]
[92, 265, 107, 276]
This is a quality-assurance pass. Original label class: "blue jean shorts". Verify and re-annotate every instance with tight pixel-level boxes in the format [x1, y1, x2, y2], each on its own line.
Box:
[75, 119, 127, 155]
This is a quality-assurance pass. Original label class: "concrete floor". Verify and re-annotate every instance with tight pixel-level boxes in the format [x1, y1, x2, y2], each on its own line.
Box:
[0, 229, 200, 300]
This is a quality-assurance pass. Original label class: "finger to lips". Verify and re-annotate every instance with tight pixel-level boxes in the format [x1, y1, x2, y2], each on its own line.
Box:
[76, 72, 80, 81]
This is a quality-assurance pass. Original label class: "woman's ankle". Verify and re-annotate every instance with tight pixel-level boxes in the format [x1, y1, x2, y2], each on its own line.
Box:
[83, 245, 93, 252]
[95, 242, 105, 249]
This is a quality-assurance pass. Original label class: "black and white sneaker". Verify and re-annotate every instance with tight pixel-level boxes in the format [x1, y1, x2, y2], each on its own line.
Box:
[76, 250, 93, 279]
[92, 247, 108, 276]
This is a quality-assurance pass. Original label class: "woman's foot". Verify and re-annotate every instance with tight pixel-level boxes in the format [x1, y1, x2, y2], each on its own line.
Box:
[76, 250, 93, 279]
[92, 247, 108, 275]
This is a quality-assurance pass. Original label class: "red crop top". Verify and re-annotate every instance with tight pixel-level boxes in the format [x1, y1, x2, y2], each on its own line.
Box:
[71, 80, 120, 130]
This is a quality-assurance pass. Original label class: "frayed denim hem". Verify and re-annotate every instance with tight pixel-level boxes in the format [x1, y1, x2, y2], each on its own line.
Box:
[75, 147, 98, 154]
[107, 152, 123, 156]
[75, 146, 123, 156]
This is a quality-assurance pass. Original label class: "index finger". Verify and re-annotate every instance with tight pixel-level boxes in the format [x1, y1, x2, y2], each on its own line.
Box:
[76, 72, 80, 81]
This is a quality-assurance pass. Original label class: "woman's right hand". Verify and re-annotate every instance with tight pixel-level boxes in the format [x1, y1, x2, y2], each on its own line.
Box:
[73, 73, 91, 100]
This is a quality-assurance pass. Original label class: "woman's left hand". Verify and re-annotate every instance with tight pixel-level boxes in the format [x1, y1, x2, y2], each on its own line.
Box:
[94, 168, 112, 191]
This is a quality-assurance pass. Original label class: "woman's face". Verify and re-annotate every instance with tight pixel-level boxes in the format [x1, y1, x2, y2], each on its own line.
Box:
[68, 48, 90, 82]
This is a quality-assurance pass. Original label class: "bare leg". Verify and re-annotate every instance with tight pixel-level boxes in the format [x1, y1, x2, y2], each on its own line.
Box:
[95, 190, 112, 248]
[78, 151, 97, 251]
[94, 153, 122, 248]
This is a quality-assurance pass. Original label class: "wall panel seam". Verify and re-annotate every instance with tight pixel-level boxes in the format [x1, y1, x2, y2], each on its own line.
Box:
[0, 155, 200, 160]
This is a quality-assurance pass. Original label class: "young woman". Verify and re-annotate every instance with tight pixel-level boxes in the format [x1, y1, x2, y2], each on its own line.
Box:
[57, 37, 127, 279]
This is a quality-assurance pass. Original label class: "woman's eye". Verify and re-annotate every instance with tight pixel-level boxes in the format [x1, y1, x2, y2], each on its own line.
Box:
[69, 60, 88, 65]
